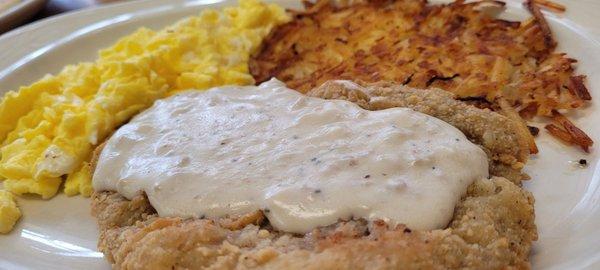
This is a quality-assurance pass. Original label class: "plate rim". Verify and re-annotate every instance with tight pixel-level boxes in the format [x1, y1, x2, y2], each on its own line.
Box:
[0, 0, 47, 33]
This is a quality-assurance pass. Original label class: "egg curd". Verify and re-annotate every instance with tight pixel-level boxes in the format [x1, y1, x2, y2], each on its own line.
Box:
[0, 191, 20, 234]
[0, 0, 289, 233]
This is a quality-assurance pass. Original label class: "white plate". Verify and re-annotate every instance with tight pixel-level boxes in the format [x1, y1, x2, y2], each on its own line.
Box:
[0, 0, 599, 269]
[0, 0, 46, 34]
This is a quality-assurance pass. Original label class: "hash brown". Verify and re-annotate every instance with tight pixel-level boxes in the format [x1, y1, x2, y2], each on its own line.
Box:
[250, 0, 593, 151]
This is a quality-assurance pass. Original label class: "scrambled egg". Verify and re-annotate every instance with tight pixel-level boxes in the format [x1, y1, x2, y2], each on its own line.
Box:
[0, 0, 289, 233]
[0, 190, 20, 234]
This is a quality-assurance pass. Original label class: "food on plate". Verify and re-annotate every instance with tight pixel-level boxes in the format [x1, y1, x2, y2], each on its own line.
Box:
[250, 0, 593, 152]
[313, 80, 530, 183]
[94, 79, 491, 232]
[0, 190, 20, 234]
[0, 0, 289, 233]
[546, 110, 594, 152]
[531, 0, 566, 13]
[94, 178, 534, 269]
[5, 0, 597, 267]
[91, 80, 536, 269]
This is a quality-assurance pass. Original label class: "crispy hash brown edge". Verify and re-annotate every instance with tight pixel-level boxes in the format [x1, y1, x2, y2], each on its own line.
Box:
[91, 81, 537, 269]
[249, 0, 593, 152]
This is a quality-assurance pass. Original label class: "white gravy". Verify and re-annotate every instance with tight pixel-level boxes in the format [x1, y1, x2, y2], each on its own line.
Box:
[93, 79, 489, 233]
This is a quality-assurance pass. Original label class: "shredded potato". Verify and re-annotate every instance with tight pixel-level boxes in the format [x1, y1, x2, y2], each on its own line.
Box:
[532, 0, 566, 13]
[548, 110, 593, 152]
[498, 97, 538, 154]
[545, 124, 574, 145]
[251, 0, 593, 152]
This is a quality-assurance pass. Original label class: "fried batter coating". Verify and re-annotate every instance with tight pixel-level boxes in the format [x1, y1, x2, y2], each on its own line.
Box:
[92, 80, 536, 269]
[93, 177, 536, 270]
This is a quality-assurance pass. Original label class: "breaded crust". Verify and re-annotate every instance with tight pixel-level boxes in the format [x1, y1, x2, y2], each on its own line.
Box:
[92, 82, 536, 269]
[93, 177, 536, 269]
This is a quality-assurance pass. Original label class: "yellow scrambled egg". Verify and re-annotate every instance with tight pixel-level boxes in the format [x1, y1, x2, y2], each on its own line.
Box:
[0, 190, 20, 234]
[0, 0, 289, 233]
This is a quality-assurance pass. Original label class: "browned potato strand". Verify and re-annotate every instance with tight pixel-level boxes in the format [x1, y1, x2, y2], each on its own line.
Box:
[532, 0, 566, 13]
[250, 0, 593, 152]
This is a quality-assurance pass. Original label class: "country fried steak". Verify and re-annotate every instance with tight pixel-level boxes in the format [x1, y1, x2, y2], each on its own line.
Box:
[91, 81, 536, 269]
